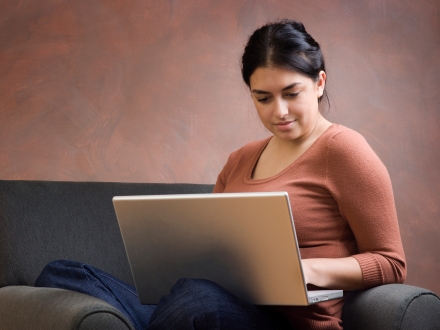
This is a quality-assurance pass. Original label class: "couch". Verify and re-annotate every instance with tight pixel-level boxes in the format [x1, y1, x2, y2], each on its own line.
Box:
[0, 180, 439, 330]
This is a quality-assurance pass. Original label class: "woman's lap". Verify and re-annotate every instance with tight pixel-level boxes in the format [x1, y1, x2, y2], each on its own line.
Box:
[35, 260, 291, 330]
[147, 277, 291, 330]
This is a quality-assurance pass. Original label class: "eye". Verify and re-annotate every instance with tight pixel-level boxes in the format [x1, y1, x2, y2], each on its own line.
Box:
[285, 92, 299, 98]
[257, 96, 271, 104]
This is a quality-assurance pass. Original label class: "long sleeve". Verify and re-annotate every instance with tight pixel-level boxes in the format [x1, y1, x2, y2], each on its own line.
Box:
[325, 130, 406, 289]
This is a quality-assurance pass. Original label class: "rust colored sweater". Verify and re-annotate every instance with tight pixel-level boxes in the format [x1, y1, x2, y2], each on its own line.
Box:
[213, 124, 406, 330]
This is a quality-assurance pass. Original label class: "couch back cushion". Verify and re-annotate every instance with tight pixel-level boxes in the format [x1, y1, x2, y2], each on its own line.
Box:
[0, 180, 214, 287]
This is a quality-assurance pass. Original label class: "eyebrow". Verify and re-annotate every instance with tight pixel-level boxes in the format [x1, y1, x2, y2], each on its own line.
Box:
[251, 82, 301, 94]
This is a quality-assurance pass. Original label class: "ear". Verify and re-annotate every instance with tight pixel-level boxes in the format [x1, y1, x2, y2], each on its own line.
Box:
[316, 70, 326, 98]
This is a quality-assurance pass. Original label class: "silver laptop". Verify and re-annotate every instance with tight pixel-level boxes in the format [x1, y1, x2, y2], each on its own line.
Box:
[113, 192, 343, 306]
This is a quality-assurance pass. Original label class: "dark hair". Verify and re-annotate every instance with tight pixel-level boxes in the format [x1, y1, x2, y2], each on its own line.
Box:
[241, 19, 328, 105]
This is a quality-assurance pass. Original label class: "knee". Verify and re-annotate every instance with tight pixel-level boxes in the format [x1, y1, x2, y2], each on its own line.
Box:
[171, 278, 236, 309]
[172, 278, 225, 296]
[148, 279, 237, 328]
[35, 260, 83, 287]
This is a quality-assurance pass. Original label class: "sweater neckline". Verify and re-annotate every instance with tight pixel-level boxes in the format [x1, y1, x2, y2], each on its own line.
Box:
[245, 123, 338, 184]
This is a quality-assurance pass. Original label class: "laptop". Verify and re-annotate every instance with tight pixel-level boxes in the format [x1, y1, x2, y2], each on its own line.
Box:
[113, 192, 343, 306]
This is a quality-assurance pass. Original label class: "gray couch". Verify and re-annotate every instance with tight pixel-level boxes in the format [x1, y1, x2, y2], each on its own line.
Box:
[0, 180, 439, 330]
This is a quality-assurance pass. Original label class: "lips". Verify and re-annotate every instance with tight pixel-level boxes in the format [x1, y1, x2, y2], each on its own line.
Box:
[275, 120, 296, 131]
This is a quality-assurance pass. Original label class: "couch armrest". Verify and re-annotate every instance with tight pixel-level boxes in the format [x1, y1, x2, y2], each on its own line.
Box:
[342, 284, 440, 330]
[0, 286, 134, 330]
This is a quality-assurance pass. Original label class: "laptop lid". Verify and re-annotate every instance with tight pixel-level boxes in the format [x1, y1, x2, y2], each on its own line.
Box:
[113, 192, 342, 306]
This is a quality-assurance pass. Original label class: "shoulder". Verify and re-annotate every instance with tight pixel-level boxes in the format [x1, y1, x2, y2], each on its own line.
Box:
[225, 137, 271, 165]
[325, 124, 369, 149]
[323, 124, 378, 162]
[214, 137, 271, 192]
[324, 124, 389, 184]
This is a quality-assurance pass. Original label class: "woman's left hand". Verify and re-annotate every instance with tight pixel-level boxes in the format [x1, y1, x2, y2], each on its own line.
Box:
[301, 257, 363, 291]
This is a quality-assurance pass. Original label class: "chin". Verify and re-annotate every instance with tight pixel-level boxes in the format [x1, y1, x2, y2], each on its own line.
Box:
[275, 132, 301, 141]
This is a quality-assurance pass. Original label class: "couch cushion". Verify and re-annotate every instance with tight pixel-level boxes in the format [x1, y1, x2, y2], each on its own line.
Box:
[0, 180, 214, 287]
[0, 286, 135, 330]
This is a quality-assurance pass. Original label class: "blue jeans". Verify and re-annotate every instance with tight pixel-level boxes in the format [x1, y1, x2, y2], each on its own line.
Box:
[35, 260, 292, 330]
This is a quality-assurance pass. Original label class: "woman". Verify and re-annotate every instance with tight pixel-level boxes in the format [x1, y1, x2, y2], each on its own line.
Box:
[211, 19, 406, 329]
[37, 20, 406, 330]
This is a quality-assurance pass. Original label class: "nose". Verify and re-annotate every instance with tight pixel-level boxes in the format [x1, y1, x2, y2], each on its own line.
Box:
[274, 98, 289, 119]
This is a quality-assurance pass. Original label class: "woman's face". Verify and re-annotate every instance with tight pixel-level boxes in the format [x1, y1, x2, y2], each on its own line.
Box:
[249, 66, 326, 144]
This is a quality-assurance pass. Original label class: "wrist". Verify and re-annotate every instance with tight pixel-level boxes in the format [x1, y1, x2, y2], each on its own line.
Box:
[302, 258, 319, 285]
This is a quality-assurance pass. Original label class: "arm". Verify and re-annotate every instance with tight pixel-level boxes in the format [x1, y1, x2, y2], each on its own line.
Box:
[213, 174, 225, 193]
[302, 257, 362, 290]
[323, 130, 406, 290]
[213, 149, 240, 193]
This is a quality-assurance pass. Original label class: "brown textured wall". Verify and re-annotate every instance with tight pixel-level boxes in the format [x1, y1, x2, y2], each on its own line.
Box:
[1, 1, 439, 293]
